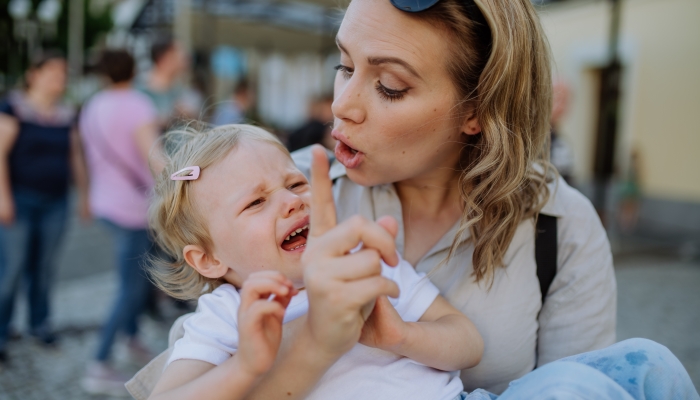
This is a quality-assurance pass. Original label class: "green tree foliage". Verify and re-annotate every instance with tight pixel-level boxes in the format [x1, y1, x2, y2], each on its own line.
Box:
[0, 0, 113, 93]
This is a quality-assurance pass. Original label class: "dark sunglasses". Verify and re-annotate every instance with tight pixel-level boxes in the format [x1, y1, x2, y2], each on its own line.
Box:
[390, 0, 486, 23]
[390, 0, 442, 12]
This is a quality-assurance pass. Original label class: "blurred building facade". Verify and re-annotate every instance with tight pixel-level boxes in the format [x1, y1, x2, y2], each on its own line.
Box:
[117, 0, 340, 130]
[539, 0, 700, 243]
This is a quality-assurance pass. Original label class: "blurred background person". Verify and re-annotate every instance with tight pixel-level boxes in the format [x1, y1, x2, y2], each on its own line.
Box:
[617, 148, 643, 234]
[135, 36, 189, 130]
[78, 49, 161, 396]
[287, 93, 336, 152]
[210, 78, 254, 126]
[0, 51, 89, 367]
[550, 79, 575, 184]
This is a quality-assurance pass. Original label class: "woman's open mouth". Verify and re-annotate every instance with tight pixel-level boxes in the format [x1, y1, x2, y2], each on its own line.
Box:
[334, 139, 365, 169]
[281, 224, 309, 252]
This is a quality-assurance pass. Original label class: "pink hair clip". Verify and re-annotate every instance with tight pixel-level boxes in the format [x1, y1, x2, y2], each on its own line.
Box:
[170, 166, 201, 181]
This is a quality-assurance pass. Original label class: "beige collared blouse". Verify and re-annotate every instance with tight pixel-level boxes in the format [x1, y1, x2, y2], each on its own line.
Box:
[293, 148, 616, 394]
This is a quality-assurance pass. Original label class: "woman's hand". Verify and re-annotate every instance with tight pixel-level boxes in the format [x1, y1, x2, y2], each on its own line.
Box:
[301, 145, 400, 359]
[237, 271, 297, 377]
[359, 296, 409, 352]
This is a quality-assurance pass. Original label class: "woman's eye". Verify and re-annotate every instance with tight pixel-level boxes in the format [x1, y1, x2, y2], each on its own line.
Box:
[376, 82, 408, 102]
[334, 64, 353, 80]
[245, 198, 265, 209]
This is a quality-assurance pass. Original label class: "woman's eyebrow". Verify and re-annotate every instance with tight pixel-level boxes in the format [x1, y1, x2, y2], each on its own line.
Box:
[367, 56, 423, 81]
[336, 37, 422, 81]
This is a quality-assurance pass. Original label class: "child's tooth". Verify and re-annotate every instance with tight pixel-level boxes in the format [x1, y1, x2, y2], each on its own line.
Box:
[286, 235, 290, 241]
[291, 232, 296, 237]
[296, 228, 302, 233]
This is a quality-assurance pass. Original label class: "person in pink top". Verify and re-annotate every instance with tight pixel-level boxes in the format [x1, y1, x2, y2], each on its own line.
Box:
[78, 49, 162, 396]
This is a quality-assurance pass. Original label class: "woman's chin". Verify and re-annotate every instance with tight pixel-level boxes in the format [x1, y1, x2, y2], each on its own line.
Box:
[344, 166, 389, 188]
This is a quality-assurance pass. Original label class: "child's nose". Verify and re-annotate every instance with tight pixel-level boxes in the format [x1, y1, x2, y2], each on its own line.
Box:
[282, 193, 305, 217]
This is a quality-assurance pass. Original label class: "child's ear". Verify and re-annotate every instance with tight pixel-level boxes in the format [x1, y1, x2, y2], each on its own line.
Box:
[183, 245, 227, 279]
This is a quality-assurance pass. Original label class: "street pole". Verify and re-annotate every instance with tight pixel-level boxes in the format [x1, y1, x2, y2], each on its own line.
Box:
[593, 0, 623, 225]
[68, 0, 84, 82]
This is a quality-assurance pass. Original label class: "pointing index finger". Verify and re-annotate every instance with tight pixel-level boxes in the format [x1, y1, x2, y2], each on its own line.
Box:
[309, 145, 337, 238]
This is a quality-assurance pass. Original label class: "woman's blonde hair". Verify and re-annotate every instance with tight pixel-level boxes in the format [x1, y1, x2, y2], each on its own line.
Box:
[415, 0, 553, 283]
[149, 124, 289, 300]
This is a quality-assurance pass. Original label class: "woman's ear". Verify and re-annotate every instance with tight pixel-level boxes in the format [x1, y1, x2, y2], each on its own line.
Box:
[462, 114, 482, 136]
[183, 245, 227, 279]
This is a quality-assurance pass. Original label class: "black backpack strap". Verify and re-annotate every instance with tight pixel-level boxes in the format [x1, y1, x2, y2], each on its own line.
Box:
[535, 214, 558, 304]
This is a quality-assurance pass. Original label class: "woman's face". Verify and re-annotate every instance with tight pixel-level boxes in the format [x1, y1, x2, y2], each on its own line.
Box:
[28, 58, 67, 98]
[332, 0, 472, 187]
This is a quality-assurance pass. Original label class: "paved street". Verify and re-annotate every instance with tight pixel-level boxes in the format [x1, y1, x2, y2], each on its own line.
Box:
[0, 207, 698, 398]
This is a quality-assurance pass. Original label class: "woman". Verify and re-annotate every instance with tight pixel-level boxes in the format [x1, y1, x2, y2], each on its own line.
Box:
[78, 49, 161, 396]
[297, 0, 615, 393]
[0, 51, 89, 365]
[129, 1, 697, 398]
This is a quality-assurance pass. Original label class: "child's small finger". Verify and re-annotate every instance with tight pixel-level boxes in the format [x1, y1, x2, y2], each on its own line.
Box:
[246, 300, 286, 322]
[273, 290, 296, 309]
[240, 279, 291, 309]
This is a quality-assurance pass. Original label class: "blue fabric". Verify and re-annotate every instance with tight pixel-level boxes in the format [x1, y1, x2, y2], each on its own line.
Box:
[0, 189, 68, 349]
[460, 338, 699, 400]
[95, 219, 155, 361]
[0, 98, 72, 197]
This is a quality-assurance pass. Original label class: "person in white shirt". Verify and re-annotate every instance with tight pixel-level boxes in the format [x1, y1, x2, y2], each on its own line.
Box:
[144, 124, 483, 400]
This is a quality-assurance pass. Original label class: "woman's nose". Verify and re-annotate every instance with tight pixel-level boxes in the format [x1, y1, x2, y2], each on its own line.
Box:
[332, 75, 366, 124]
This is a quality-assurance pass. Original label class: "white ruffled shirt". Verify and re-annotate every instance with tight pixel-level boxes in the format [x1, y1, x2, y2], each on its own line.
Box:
[167, 255, 463, 400]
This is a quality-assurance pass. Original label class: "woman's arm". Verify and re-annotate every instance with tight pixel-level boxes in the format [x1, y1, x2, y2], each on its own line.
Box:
[0, 113, 19, 225]
[70, 128, 90, 221]
[150, 358, 257, 400]
[360, 295, 483, 371]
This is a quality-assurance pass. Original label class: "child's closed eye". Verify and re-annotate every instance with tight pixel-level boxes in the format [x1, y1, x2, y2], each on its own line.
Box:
[245, 198, 265, 210]
[288, 181, 307, 190]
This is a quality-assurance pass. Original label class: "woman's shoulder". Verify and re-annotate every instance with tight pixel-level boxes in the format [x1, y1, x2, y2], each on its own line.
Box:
[4, 90, 75, 126]
[541, 175, 599, 224]
[540, 176, 612, 274]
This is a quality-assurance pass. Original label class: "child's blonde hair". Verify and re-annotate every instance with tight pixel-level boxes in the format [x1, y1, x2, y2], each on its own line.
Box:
[149, 123, 290, 300]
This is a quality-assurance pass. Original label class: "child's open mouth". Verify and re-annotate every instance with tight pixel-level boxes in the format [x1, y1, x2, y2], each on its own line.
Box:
[281, 224, 309, 252]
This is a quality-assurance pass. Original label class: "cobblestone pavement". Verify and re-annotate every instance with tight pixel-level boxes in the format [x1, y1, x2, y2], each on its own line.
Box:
[616, 255, 700, 389]
[0, 208, 698, 398]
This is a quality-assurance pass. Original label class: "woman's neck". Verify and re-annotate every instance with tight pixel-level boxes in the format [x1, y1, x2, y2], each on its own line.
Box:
[394, 167, 463, 217]
[110, 81, 132, 90]
[149, 67, 176, 92]
[25, 88, 59, 112]
[394, 165, 464, 265]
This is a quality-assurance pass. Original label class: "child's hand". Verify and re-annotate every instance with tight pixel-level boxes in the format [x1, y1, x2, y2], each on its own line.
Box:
[237, 271, 298, 377]
[359, 296, 409, 352]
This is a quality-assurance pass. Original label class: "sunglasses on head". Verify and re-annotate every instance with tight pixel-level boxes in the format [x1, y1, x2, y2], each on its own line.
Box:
[390, 0, 441, 12]
[390, 0, 487, 24]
